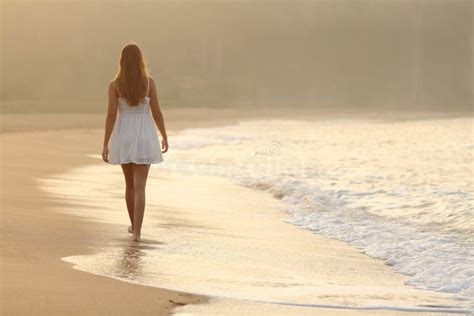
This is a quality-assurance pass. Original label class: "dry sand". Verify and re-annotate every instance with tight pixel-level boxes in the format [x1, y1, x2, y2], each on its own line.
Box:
[0, 116, 209, 315]
[0, 108, 464, 315]
[1, 108, 246, 314]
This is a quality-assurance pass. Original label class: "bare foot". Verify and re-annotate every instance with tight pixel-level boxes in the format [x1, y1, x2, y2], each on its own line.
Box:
[133, 233, 142, 242]
[127, 225, 133, 234]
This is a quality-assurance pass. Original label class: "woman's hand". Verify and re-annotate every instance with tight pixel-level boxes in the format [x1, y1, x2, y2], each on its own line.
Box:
[161, 138, 169, 153]
[102, 145, 109, 162]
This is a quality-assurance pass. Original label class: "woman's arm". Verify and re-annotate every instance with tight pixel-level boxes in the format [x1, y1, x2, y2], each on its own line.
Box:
[149, 77, 169, 153]
[102, 81, 118, 162]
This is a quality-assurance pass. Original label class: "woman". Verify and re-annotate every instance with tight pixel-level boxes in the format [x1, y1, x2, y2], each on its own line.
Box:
[102, 43, 169, 242]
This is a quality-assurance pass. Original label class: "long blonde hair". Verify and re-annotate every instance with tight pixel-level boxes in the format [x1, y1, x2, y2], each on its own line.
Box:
[114, 43, 150, 107]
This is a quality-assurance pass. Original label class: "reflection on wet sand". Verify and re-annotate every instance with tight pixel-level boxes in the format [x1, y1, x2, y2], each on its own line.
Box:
[112, 238, 165, 281]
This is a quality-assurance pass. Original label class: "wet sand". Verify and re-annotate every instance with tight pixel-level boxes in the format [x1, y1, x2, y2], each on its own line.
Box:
[0, 108, 247, 314]
[0, 108, 465, 315]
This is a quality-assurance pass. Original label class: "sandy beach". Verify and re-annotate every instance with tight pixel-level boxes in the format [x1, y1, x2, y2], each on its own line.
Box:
[2, 0, 472, 313]
[0, 111, 213, 315]
[0, 109, 467, 315]
[1, 108, 277, 314]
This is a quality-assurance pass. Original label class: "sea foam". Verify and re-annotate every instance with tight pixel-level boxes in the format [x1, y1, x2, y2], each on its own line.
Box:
[170, 117, 474, 306]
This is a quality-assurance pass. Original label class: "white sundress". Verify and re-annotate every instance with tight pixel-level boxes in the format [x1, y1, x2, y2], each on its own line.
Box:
[108, 77, 164, 165]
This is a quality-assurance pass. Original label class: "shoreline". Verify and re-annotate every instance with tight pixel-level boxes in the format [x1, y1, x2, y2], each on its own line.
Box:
[1, 108, 471, 134]
[40, 161, 464, 315]
[1, 109, 468, 315]
[0, 112, 224, 314]
[0, 108, 279, 314]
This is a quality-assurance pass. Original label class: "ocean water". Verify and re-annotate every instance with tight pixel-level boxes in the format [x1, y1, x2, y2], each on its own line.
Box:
[39, 116, 473, 311]
[166, 117, 473, 303]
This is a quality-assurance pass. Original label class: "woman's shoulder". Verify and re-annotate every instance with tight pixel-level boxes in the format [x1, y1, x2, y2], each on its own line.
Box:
[108, 79, 119, 89]
[109, 79, 119, 91]
[147, 76, 157, 90]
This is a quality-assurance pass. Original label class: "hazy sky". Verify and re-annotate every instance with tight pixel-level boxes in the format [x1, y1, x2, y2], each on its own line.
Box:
[1, 0, 472, 113]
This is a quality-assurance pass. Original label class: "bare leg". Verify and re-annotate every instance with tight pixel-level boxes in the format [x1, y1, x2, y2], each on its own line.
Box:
[121, 163, 135, 232]
[132, 163, 150, 242]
